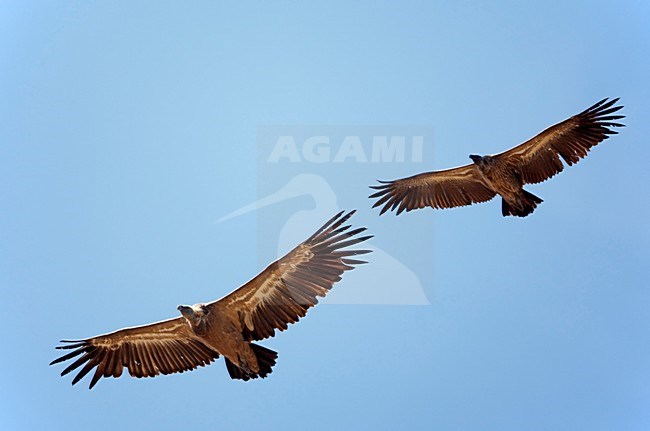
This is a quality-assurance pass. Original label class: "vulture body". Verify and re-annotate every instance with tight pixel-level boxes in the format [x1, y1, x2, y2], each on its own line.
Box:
[51, 210, 371, 389]
[370, 98, 624, 217]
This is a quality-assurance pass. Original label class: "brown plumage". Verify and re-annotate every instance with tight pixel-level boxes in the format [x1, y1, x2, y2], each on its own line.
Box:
[51, 210, 372, 389]
[370, 98, 624, 217]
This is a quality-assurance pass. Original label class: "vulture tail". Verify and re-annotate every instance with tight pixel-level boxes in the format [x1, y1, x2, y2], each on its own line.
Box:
[225, 344, 278, 381]
[502, 190, 543, 217]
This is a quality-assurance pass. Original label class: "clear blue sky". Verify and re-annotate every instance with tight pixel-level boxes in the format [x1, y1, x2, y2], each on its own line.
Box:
[2, 1, 649, 430]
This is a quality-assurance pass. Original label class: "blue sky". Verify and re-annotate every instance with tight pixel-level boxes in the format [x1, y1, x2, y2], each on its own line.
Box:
[2, 1, 650, 430]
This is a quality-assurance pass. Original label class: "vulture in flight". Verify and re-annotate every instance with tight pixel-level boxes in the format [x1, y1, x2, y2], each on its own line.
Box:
[51, 210, 371, 389]
[370, 98, 624, 217]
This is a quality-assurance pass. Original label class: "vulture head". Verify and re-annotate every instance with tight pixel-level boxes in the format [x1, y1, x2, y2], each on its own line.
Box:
[469, 154, 495, 165]
[177, 305, 206, 327]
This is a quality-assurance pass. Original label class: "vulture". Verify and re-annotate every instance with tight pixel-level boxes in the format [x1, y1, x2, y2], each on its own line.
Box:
[370, 98, 624, 217]
[51, 210, 371, 389]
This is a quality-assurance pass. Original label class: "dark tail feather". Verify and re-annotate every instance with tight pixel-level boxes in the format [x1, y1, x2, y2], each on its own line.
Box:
[225, 344, 278, 381]
[502, 190, 543, 217]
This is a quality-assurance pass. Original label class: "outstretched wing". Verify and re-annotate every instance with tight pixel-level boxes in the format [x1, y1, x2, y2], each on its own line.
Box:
[212, 210, 372, 341]
[50, 317, 219, 389]
[369, 165, 496, 215]
[496, 98, 625, 184]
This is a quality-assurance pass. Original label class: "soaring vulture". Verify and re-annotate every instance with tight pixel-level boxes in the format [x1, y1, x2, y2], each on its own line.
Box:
[370, 98, 624, 217]
[51, 210, 371, 389]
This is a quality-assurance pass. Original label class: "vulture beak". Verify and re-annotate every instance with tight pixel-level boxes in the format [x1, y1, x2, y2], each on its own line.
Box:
[469, 154, 482, 163]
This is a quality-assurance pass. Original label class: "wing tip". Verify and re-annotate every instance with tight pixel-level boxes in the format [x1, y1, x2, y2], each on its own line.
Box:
[55, 340, 88, 350]
[308, 211, 373, 252]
